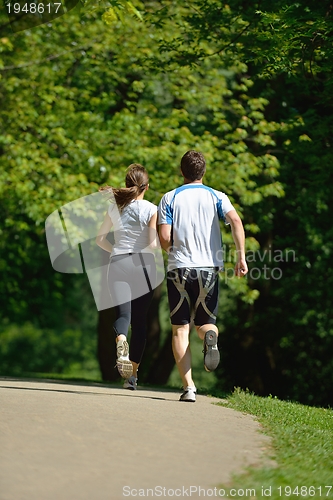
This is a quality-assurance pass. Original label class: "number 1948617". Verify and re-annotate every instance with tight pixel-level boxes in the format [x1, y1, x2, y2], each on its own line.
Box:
[6, 3, 62, 14]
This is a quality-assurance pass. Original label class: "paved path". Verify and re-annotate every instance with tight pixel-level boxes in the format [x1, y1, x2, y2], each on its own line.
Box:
[0, 377, 271, 500]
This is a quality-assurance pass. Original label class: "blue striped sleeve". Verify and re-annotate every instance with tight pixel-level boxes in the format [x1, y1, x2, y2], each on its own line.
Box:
[158, 194, 173, 225]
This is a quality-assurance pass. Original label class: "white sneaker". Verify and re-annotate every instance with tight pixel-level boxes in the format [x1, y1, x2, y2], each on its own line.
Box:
[179, 386, 196, 402]
[123, 376, 137, 390]
[116, 340, 133, 379]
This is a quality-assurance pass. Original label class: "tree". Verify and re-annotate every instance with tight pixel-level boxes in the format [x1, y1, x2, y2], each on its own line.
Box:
[0, 2, 285, 385]
[144, 0, 333, 405]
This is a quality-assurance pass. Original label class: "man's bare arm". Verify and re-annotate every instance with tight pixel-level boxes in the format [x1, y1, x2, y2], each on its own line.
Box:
[158, 223, 172, 252]
[225, 210, 248, 277]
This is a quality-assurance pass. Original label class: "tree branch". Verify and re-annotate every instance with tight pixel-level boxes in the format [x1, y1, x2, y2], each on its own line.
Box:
[0, 38, 102, 72]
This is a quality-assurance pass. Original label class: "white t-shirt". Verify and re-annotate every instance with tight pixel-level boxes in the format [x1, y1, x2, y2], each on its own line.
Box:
[158, 184, 235, 270]
[108, 199, 157, 256]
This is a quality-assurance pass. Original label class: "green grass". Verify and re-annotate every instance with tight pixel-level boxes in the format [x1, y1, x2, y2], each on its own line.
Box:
[217, 389, 333, 499]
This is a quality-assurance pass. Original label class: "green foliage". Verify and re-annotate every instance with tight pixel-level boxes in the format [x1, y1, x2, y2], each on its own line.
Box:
[142, 0, 333, 406]
[101, 1, 143, 24]
[0, 322, 99, 377]
[250, 92, 333, 405]
[3, 0, 332, 405]
[146, 1, 333, 95]
[0, 3, 283, 326]
[215, 41, 333, 405]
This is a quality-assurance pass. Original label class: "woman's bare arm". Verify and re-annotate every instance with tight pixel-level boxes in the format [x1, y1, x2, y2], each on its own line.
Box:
[96, 212, 114, 253]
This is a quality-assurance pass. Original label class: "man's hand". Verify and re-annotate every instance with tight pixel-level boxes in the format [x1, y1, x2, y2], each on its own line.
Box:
[235, 258, 248, 277]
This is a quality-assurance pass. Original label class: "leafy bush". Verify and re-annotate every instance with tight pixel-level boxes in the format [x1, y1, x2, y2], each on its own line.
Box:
[0, 322, 100, 379]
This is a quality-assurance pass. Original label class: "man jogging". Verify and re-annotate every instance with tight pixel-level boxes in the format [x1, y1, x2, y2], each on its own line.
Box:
[158, 150, 248, 402]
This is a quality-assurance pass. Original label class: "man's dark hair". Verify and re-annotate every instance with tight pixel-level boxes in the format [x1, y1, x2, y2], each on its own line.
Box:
[180, 151, 206, 181]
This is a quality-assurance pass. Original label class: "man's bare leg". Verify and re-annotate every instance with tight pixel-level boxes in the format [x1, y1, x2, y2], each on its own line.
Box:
[195, 324, 218, 340]
[195, 324, 220, 372]
[172, 324, 195, 388]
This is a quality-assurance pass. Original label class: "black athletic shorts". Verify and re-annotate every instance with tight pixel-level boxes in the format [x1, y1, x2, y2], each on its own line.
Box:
[166, 267, 219, 326]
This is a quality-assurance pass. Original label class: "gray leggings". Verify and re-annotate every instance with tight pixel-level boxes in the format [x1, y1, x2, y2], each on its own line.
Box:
[108, 253, 155, 364]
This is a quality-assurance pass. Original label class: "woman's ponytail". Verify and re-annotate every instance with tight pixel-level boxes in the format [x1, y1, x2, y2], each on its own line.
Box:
[99, 164, 149, 210]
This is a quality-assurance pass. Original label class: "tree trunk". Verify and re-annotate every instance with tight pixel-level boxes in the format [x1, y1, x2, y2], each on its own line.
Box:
[139, 283, 176, 385]
[97, 308, 118, 381]
[145, 330, 175, 385]
[138, 284, 163, 376]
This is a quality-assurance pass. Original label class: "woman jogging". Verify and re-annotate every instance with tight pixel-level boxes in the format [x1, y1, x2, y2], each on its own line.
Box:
[96, 164, 159, 390]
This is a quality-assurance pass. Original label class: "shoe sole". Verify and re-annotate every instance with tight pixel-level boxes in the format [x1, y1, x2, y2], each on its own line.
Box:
[123, 375, 137, 390]
[204, 330, 220, 372]
[116, 359, 133, 379]
[123, 383, 136, 390]
[179, 397, 196, 402]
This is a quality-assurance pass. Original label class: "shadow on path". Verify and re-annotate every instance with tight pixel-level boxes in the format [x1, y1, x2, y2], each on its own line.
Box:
[0, 384, 175, 401]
